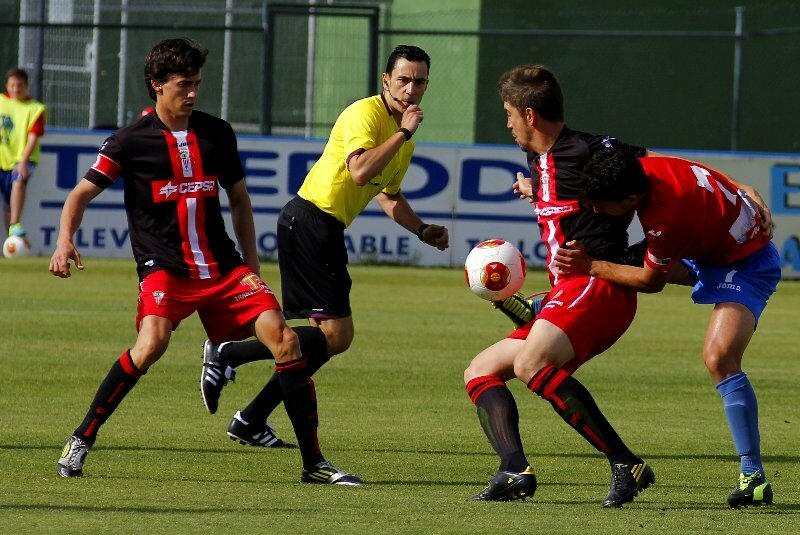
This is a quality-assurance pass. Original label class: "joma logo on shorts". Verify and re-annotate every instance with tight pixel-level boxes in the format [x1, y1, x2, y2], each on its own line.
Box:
[716, 282, 742, 291]
[717, 270, 741, 291]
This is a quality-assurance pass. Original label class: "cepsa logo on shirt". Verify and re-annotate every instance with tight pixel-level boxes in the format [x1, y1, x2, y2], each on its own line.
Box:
[151, 178, 218, 203]
[535, 205, 576, 218]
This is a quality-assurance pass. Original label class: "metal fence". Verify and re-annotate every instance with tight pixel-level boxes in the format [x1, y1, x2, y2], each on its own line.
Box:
[3, 1, 383, 136]
[2, 1, 800, 152]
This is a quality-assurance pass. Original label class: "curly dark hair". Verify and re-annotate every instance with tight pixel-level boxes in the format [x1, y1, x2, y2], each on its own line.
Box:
[497, 64, 563, 122]
[384, 45, 431, 74]
[144, 38, 208, 102]
[581, 150, 649, 202]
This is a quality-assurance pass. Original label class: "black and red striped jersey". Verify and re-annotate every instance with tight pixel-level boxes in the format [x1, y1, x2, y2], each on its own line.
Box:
[84, 110, 246, 279]
[527, 127, 646, 285]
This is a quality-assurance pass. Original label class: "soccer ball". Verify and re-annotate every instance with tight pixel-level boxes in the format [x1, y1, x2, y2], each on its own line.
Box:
[3, 235, 31, 258]
[464, 239, 526, 301]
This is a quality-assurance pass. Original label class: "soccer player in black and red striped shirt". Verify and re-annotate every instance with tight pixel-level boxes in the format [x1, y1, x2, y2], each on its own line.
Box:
[464, 65, 655, 506]
[49, 38, 360, 485]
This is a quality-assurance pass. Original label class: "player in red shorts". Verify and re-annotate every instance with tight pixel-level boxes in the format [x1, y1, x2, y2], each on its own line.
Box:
[49, 38, 360, 485]
[555, 150, 778, 508]
[464, 65, 656, 507]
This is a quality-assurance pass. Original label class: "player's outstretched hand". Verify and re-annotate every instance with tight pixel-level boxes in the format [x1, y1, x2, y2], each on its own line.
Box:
[49, 242, 85, 278]
[553, 240, 591, 276]
[422, 224, 449, 251]
[513, 172, 535, 204]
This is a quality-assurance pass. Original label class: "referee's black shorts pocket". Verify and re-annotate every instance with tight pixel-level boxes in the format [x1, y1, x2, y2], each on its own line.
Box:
[277, 206, 297, 256]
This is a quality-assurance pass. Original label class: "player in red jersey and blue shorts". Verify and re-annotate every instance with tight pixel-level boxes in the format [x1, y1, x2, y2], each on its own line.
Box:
[49, 38, 360, 486]
[555, 150, 778, 508]
[464, 65, 658, 507]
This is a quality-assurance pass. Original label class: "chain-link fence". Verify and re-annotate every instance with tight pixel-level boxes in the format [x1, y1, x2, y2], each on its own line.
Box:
[2, 0, 799, 152]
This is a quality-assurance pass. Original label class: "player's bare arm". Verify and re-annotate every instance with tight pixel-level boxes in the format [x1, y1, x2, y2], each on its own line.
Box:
[554, 239, 669, 293]
[16, 132, 40, 181]
[347, 104, 423, 186]
[226, 180, 260, 275]
[49, 179, 102, 278]
[375, 191, 449, 250]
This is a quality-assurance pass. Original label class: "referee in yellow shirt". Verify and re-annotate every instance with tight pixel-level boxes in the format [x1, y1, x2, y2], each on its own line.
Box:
[200, 46, 449, 459]
[282, 44, 449, 351]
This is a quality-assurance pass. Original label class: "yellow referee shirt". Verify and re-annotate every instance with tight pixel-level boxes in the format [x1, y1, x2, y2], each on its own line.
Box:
[298, 95, 415, 227]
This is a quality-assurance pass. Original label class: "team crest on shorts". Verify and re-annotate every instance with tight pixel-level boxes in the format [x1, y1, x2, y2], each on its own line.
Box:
[152, 290, 165, 306]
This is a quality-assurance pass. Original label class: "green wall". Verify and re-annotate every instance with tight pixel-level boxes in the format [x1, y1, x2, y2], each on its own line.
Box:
[384, 0, 481, 144]
[472, 1, 800, 152]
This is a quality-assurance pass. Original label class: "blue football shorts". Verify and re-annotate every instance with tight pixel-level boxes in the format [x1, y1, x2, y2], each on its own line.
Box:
[682, 241, 781, 325]
[0, 163, 36, 206]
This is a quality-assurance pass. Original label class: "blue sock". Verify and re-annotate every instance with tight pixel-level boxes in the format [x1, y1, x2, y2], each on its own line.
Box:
[716, 372, 764, 476]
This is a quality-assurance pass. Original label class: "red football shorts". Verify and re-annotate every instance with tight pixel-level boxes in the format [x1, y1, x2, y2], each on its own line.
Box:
[137, 265, 281, 344]
[507, 275, 637, 374]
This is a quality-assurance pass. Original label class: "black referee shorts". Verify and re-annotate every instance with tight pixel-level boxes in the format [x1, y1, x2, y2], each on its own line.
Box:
[277, 196, 352, 320]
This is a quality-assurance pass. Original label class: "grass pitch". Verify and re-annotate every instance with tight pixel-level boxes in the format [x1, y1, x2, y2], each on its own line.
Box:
[1, 257, 799, 534]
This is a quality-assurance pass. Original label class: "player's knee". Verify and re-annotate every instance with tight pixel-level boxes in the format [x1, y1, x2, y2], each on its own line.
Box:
[704, 350, 720, 373]
[513, 357, 539, 384]
[133, 316, 172, 368]
[130, 339, 168, 369]
[253, 311, 299, 361]
[703, 339, 726, 370]
[703, 349, 740, 379]
[464, 359, 487, 385]
[272, 326, 301, 362]
[323, 326, 353, 356]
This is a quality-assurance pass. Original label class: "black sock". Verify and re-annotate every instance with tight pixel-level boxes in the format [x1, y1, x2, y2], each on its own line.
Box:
[466, 375, 530, 472]
[240, 327, 329, 423]
[528, 365, 637, 465]
[219, 339, 272, 368]
[276, 357, 325, 469]
[220, 326, 328, 369]
[73, 350, 145, 447]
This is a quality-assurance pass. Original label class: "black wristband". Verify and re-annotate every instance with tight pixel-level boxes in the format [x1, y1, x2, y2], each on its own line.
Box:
[416, 223, 430, 242]
[398, 127, 413, 141]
